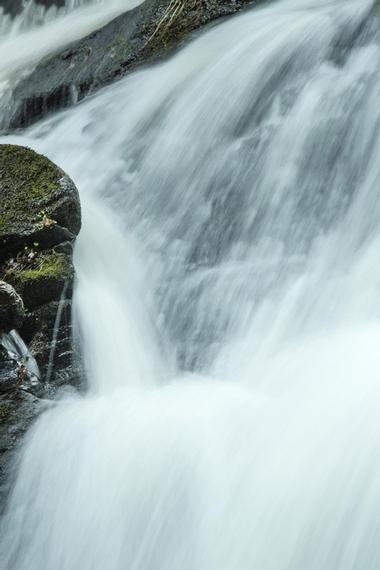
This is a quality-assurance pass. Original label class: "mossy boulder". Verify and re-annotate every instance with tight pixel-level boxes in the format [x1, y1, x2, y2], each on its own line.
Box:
[0, 145, 81, 259]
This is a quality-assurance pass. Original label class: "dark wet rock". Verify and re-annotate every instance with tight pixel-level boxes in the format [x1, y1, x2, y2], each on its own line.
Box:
[0, 281, 24, 333]
[6, 0, 262, 129]
[0, 385, 45, 510]
[0, 144, 83, 508]
[0, 346, 18, 394]
[21, 298, 83, 389]
[0, 145, 81, 260]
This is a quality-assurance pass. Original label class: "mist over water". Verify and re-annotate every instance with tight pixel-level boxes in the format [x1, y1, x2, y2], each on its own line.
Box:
[2, 0, 380, 568]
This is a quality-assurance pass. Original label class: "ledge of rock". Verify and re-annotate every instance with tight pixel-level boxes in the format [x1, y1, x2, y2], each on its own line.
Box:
[0, 144, 82, 507]
[6, 0, 260, 129]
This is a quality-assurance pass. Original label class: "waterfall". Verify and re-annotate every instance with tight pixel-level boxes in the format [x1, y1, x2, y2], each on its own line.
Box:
[2, 0, 380, 568]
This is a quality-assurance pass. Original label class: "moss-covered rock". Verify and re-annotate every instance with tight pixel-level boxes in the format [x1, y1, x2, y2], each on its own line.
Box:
[4, 250, 74, 310]
[0, 146, 81, 372]
[0, 145, 81, 258]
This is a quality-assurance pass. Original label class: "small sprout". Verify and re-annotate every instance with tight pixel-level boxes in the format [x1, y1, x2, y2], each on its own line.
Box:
[2, 244, 40, 277]
[42, 216, 57, 228]
[34, 210, 57, 228]
[0, 404, 10, 419]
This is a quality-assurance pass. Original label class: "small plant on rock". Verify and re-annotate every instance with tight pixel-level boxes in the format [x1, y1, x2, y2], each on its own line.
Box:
[2, 244, 40, 278]
[35, 210, 57, 228]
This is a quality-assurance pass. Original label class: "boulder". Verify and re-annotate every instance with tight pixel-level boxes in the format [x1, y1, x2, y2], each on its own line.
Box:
[0, 145, 81, 259]
[5, 0, 260, 129]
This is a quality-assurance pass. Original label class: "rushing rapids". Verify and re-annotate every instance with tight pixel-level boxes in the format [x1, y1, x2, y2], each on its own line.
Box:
[2, 0, 380, 568]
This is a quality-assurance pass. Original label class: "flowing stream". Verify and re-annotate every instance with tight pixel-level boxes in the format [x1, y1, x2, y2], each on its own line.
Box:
[2, 0, 380, 568]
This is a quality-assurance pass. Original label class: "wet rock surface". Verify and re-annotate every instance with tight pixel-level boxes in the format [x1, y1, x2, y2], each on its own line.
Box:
[6, 0, 262, 129]
[0, 281, 24, 334]
[0, 144, 82, 508]
[0, 365, 45, 509]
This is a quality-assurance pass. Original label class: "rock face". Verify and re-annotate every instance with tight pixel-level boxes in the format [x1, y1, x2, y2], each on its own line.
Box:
[0, 376, 43, 505]
[6, 0, 260, 129]
[0, 144, 82, 506]
[0, 282, 24, 334]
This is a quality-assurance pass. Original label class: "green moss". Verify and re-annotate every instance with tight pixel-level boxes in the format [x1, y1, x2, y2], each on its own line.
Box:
[3, 250, 73, 309]
[3, 251, 72, 288]
[0, 404, 10, 419]
[0, 145, 61, 233]
[14, 252, 72, 282]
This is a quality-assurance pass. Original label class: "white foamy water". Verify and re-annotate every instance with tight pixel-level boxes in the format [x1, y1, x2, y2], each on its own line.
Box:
[2, 0, 380, 568]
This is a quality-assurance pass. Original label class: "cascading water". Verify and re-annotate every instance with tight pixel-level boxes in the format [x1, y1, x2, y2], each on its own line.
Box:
[1, 0, 380, 568]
